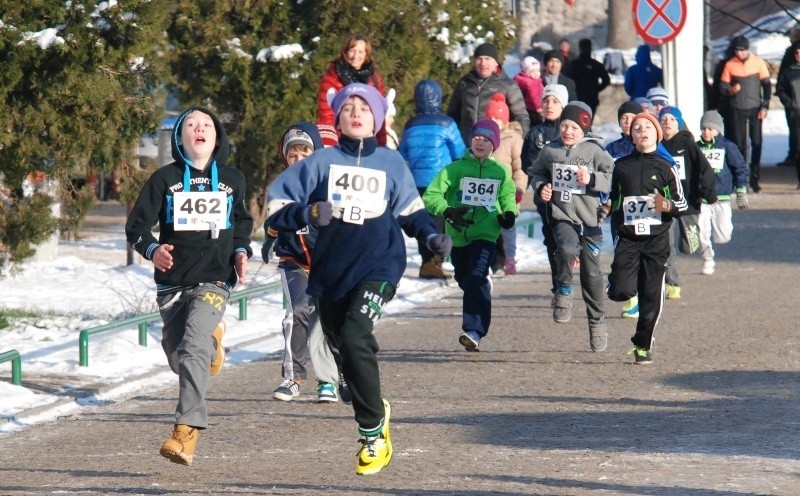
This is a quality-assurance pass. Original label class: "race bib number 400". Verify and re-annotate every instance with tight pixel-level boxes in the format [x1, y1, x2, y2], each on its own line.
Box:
[459, 177, 500, 210]
[328, 165, 387, 224]
[552, 163, 586, 196]
[173, 191, 228, 232]
[623, 195, 661, 235]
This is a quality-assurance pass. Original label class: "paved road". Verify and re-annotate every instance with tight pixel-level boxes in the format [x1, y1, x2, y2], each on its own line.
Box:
[1, 167, 799, 495]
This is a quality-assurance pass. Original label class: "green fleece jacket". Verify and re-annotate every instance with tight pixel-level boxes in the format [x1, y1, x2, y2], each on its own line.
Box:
[423, 151, 519, 247]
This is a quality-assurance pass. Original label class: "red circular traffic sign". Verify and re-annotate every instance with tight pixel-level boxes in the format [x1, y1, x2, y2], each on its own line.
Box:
[632, 0, 687, 45]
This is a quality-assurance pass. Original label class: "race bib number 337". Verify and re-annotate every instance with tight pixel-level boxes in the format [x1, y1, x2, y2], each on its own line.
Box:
[173, 191, 228, 231]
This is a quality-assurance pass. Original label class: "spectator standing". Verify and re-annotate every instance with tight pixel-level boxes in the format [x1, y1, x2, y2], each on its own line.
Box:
[558, 38, 574, 64]
[317, 34, 387, 145]
[125, 107, 253, 466]
[624, 44, 663, 99]
[566, 38, 610, 118]
[266, 83, 451, 476]
[658, 106, 718, 298]
[696, 110, 750, 275]
[776, 29, 800, 167]
[522, 84, 569, 296]
[777, 41, 800, 185]
[530, 102, 614, 352]
[606, 113, 687, 364]
[541, 50, 577, 102]
[447, 42, 530, 145]
[484, 94, 526, 275]
[399, 79, 467, 279]
[263, 122, 347, 404]
[514, 56, 545, 126]
[719, 35, 771, 192]
[423, 119, 519, 352]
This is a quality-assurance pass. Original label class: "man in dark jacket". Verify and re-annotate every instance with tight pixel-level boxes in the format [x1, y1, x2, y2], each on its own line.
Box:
[541, 49, 577, 102]
[776, 29, 800, 167]
[566, 39, 610, 118]
[447, 42, 530, 144]
[777, 41, 800, 187]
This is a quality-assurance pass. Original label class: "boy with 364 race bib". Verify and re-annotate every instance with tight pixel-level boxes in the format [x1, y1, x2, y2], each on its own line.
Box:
[529, 101, 614, 352]
[606, 113, 687, 364]
[266, 83, 451, 476]
[423, 118, 519, 353]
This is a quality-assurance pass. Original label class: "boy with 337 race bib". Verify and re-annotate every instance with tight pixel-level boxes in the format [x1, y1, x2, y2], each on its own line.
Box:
[529, 101, 614, 352]
[423, 118, 519, 353]
[266, 83, 451, 476]
[606, 112, 687, 364]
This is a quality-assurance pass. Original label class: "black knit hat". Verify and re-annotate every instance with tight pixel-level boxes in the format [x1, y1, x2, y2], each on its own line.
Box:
[733, 35, 749, 50]
[474, 42, 499, 62]
[543, 49, 564, 65]
[561, 101, 593, 134]
[618, 101, 644, 121]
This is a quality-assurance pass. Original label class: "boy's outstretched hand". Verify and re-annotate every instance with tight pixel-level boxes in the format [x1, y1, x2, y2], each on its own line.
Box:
[426, 234, 452, 259]
[497, 211, 516, 229]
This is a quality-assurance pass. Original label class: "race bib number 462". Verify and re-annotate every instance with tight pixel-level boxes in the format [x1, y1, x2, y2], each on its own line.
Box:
[173, 191, 228, 231]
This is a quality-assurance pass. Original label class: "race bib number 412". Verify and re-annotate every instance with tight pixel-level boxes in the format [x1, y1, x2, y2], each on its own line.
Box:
[173, 191, 228, 231]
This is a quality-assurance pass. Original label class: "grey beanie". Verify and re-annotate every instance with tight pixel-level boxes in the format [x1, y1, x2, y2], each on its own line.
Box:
[700, 110, 725, 134]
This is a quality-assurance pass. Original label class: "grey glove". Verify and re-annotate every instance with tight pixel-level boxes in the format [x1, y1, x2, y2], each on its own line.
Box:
[426, 234, 452, 259]
[305, 201, 333, 226]
[736, 188, 748, 210]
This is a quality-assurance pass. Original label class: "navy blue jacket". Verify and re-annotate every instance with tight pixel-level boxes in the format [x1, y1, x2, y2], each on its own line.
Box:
[697, 135, 749, 199]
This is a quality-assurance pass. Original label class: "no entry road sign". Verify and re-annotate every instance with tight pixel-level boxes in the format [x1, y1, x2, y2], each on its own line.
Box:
[632, 0, 687, 45]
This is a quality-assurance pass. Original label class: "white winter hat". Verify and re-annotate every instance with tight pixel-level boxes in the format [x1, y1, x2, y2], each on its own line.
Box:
[521, 56, 541, 73]
[541, 83, 568, 108]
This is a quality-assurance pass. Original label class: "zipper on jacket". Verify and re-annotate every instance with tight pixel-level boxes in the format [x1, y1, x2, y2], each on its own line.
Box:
[357, 139, 364, 167]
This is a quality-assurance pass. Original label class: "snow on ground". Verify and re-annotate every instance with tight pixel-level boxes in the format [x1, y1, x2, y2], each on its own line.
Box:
[0, 214, 549, 433]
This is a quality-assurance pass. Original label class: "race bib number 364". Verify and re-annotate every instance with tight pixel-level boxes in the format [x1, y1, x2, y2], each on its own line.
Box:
[173, 191, 228, 231]
[459, 177, 500, 209]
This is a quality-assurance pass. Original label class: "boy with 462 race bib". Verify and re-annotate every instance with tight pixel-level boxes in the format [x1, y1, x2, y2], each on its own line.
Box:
[606, 112, 687, 364]
[529, 101, 614, 352]
[266, 83, 451, 476]
[423, 118, 519, 353]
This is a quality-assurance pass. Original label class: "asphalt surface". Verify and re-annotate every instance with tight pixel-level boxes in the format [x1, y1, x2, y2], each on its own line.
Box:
[1, 166, 799, 495]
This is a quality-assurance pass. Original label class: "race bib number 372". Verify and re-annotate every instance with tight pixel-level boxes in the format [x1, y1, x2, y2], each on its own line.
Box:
[173, 191, 228, 231]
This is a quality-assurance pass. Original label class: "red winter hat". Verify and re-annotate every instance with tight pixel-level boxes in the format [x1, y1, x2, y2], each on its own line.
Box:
[484, 93, 509, 125]
[316, 122, 339, 147]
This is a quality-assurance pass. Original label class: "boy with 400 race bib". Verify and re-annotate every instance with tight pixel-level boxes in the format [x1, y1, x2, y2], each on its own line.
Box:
[266, 83, 452, 476]
[529, 101, 614, 352]
[423, 118, 519, 353]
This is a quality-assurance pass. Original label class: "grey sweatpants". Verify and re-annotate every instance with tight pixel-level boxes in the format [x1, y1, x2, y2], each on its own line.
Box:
[551, 220, 606, 324]
[157, 283, 228, 429]
[279, 263, 340, 384]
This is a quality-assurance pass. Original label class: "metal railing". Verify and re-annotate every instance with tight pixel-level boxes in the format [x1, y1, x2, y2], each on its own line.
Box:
[0, 349, 22, 386]
[78, 281, 281, 367]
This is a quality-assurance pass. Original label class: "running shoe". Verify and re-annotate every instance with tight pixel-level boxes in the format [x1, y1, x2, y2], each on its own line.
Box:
[272, 379, 300, 401]
[356, 399, 393, 475]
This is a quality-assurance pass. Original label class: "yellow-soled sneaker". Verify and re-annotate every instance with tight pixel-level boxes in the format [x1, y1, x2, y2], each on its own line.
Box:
[665, 284, 681, 300]
[210, 320, 226, 376]
[355, 399, 393, 475]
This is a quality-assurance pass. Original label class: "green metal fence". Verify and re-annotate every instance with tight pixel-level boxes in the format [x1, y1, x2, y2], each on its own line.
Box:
[78, 281, 282, 367]
[0, 349, 22, 386]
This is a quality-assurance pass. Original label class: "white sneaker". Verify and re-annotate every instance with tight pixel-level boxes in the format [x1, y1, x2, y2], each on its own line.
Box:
[702, 260, 715, 275]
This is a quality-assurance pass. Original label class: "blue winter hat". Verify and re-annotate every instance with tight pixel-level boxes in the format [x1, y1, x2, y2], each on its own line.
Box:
[659, 106, 684, 129]
[331, 83, 388, 136]
[469, 118, 501, 150]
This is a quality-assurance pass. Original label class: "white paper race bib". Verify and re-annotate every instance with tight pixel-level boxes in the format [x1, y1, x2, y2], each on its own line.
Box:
[703, 149, 726, 172]
[672, 156, 686, 180]
[552, 163, 586, 197]
[623, 195, 661, 235]
[173, 191, 228, 232]
[327, 165, 386, 222]
[459, 177, 500, 210]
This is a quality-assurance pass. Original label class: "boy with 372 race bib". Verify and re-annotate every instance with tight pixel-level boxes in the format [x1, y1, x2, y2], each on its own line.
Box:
[529, 101, 614, 352]
[606, 112, 687, 364]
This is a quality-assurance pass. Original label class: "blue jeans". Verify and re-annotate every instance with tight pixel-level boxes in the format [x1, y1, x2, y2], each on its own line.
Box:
[451, 240, 496, 338]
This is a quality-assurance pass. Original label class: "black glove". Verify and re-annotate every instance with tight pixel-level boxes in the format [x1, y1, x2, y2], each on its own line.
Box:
[443, 206, 473, 230]
[426, 234, 452, 259]
[497, 211, 516, 229]
[260, 234, 277, 262]
[305, 201, 333, 226]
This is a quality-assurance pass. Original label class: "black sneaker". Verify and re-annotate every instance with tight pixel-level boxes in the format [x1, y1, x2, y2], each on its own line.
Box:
[272, 379, 300, 401]
[629, 346, 653, 364]
[339, 373, 352, 404]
